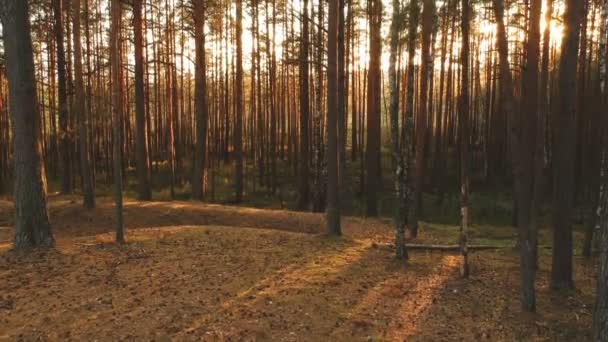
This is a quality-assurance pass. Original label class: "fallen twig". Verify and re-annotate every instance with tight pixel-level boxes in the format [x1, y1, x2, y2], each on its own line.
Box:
[376, 243, 506, 251]
[376, 243, 552, 251]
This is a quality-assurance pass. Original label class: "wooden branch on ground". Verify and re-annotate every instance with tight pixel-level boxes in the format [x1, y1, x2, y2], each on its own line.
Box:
[405, 244, 502, 250]
[376, 243, 552, 251]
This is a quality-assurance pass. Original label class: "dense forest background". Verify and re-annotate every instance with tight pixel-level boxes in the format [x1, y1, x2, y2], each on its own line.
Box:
[1, 0, 602, 223]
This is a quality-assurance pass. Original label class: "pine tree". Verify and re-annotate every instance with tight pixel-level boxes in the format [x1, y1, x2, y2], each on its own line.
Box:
[110, 0, 125, 243]
[326, 0, 341, 235]
[73, 0, 95, 208]
[552, 0, 585, 290]
[458, 0, 471, 278]
[192, 0, 208, 201]
[235, 0, 244, 203]
[134, 0, 152, 201]
[593, 0, 608, 338]
[1, 0, 55, 249]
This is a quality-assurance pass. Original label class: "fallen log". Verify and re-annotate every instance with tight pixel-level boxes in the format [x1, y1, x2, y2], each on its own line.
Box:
[376, 243, 552, 251]
[405, 244, 503, 250]
[375, 243, 506, 251]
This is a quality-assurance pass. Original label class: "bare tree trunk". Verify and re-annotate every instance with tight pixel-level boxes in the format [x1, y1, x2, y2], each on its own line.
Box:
[297, 0, 310, 210]
[595, 139, 608, 342]
[493, 0, 540, 310]
[1, 0, 55, 249]
[389, 0, 409, 260]
[134, 0, 152, 201]
[411, 0, 436, 235]
[337, 0, 346, 185]
[405, 0, 420, 236]
[192, 0, 208, 201]
[53, 0, 73, 194]
[552, 0, 585, 290]
[458, 0, 471, 278]
[312, 0, 326, 213]
[593, 0, 608, 339]
[234, 0, 244, 203]
[73, 0, 95, 208]
[522, 0, 543, 310]
[326, 0, 341, 235]
[110, 0, 124, 243]
[365, 0, 382, 217]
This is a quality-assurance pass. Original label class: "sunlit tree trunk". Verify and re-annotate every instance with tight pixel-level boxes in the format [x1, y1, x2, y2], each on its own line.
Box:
[269, 0, 277, 193]
[405, 0, 420, 236]
[312, 0, 326, 213]
[53, 0, 73, 194]
[110, 0, 124, 243]
[297, 0, 310, 210]
[192, 0, 208, 201]
[337, 0, 346, 186]
[458, 0, 471, 278]
[234, 0, 244, 203]
[411, 0, 435, 235]
[326, 0, 341, 235]
[1, 0, 55, 249]
[365, 0, 381, 217]
[134, 0, 152, 201]
[496, 0, 542, 312]
[552, 0, 585, 290]
[73, 0, 95, 208]
[389, 0, 409, 260]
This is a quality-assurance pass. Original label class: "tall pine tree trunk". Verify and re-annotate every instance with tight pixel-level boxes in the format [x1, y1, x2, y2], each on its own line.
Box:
[326, 0, 341, 235]
[134, 0, 152, 201]
[389, 0, 409, 260]
[54, 0, 73, 194]
[552, 0, 584, 290]
[593, 0, 608, 338]
[1, 0, 55, 249]
[405, 0, 420, 236]
[365, 0, 381, 217]
[110, 0, 124, 243]
[73, 0, 95, 208]
[458, 0, 471, 278]
[234, 0, 244, 203]
[192, 0, 208, 201]
[297, 0, 310, 210]
[411, 0, 435, 235]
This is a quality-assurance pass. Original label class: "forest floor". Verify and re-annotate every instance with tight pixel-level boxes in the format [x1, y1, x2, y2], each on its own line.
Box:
[0, 194, 596, 341]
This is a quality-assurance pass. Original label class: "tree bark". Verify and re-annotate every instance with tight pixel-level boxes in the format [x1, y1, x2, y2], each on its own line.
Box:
[365, 0, 382, 217]
[53, 0, 73, 194]
[1, 0, 55, 249]
[389, 0, 409, 260]
[192, 0, 208, 201]
[134, 0, 152, 201]
[459, 0, 471, 278]
[234, 0, 244, 203]
[552, 0, 585, 290]
[593, 0, 608, 339]
[110, 0, 124, 243]
[405, 0, 420, 236]
[297, 0, 310, 210]
[411, 0, 436, 235]
[73, 0, 95, 208]
[326, 0, 341, 235]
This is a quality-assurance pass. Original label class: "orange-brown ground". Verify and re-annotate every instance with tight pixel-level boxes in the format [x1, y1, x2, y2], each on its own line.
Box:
[0, 195, 595, 341]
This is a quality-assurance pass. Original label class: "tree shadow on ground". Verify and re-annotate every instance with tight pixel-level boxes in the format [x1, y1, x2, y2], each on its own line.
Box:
[396, 251, 594, 341]
[0, 227, 362, 340]
[0, 195, 398, 246]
